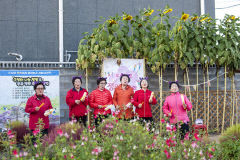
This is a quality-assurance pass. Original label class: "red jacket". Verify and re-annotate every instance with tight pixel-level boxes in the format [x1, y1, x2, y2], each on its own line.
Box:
[113, 84, 134, 119]
[25, 94, 53, 130]
[66, 88, 88, 118]
[133, 89, 157, 117]
[89, 88, 113, 116]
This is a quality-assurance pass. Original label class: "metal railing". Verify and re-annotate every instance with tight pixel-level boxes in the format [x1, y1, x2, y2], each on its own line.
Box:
[0, 61, 76, 69]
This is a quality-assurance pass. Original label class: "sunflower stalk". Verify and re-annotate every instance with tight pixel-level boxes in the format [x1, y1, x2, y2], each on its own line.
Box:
[196, 63, 199, 119]
[203, 69, 206, 124]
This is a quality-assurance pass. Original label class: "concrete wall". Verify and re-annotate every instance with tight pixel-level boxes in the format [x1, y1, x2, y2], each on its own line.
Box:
[0, 0, 215, 62]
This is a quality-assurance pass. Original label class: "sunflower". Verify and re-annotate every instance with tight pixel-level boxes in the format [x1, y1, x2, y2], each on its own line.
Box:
[123, 15, 133, 21]
[163, 8, 173, 15]
[108, 19, 117, 25]
[178, 26, 182, 32]
[181, 14, 189, 21]
[231, 16, 235, 20]
[200, 17, 209, 22]
[145, 9, 154, 16]
[191, 16, 198, 21]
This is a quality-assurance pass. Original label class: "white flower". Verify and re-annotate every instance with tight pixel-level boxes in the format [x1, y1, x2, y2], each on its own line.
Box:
[71, 130, 75, 134]
[81, 142, 84, 146]
[119, 136, 123, 141]
[62, 147, 66, 153]
[133, 145, 137, 150]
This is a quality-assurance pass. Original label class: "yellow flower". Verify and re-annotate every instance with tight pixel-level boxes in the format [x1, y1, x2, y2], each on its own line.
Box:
[178, 26, 182, 32]
[191, 16, 198, 21]
[181, 14, 189, 21]
[123, 15, 133, 21]
[200, 17, 209, 22]
[231, 16, 235, 20]
[108, 19, 117, 25]
[145, 9, 154, 16]
[163, 8, 173, 14]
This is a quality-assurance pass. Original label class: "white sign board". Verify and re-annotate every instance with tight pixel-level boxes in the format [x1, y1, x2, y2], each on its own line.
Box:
[102, 59, 145, 95]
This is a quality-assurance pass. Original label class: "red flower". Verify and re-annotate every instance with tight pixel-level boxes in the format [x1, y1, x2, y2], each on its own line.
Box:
[33, 129, 40, 136]
[115, 119, 118, 123]
[166, 138, 176, 147]
[12, 149, 18, 156]
[7, 130, 12, 136]
[57, 129, 63, 136]
[184, 132, 190, 140]
[211, 147, 215, 152]
[194, 133, 200, 141]
[161, 119, 165, 123]
[164, 149, 171, 159]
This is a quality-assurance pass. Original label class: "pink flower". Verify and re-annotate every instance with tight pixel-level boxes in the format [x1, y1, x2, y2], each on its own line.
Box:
[166, 138, 176, 147]
[184, 132, 190, 140]
[191, 141, 198, 148]
[64, 155, 67, 159]
[12, 149, 18, 156]
[9, 134, 15, 139]
[164, 149, 171, 159]
[57, 129, 63, 136]
[161, 119, 165, 123]
[127, 152, 132, 158]
[34, 143, 38, 148]
[121, 130, 125, 134]
[35, 153, 39, 158]
[23, 152, 28, 156]
[114, 150, 119, 156]
[211, 147, 215, 152]
[194, 133, 200, 141]
[115, 119, 118, 123]
[166, 123, 172, 132]
[7, 130, 12, 136]
[92, 147, 102, 156]
[208, 152, 213, 159]
[64, 133, 69, 138]
[33, 129, 40, 136]
[70, 154, 74, 159]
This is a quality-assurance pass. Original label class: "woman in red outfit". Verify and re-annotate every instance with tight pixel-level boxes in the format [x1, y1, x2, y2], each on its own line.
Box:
[89, 77, 113, 127]
[133, 78, 157, 129]
[25, 82, 53, 135]
[66, 76, 88, 127]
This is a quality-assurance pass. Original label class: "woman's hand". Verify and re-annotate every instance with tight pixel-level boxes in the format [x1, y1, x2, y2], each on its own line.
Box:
[75, 100, 80, 104]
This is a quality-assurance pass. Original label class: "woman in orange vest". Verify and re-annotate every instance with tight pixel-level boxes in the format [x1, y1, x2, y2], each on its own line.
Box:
[113, 74, 134, 120]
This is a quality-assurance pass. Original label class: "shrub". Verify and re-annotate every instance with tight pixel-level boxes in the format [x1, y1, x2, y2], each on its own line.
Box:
[10, 121, 29, 144]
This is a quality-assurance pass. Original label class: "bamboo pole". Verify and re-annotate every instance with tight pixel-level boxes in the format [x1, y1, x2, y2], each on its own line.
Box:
[184, 71, 187, 96]
[230, 76, 233, 126]
[196, 63, 199, 119]
[235, 87, 238, 125]
[159, 67, 163, 134]
[186, 68, 193, 122]
[203, 71, 206, 124]
[222, 65, 227, 133]
[86, 68, 91, 127]
[207, 65, 210, 131]
[231, 76, 235, 126]
[216, 71, 219, 132]
[175, 63, 178, 81]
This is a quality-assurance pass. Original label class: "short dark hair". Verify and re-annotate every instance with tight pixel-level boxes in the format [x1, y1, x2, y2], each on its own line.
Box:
[34, 82, 45, 90]
[72, 76, 82, 85]
[120, 74, 130, 82]
[169, 81, 180, 89]
[97, 77, 107, 85]
[140, 79, 149, 89]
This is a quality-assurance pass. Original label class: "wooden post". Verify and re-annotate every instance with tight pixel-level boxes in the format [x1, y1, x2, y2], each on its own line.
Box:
[196, 63, 199, 119]
[186, 68, 193, 122]
[222, 65, 227, 133]
[207, 65, 210, 131]
[216, 71, 219, 132]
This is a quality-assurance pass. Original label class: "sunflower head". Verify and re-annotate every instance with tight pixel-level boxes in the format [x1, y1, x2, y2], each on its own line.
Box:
[108, 19, 117, 25]
[181, 14, 189, 21]
[231, 16, 235, 20]
[123, 15, 133, 21]
[145, 9, 154, 16]
[200, 17, 209, 22]
[191, 16, 198, 21]
[178, 26, 182, 32]
[163, 8, 173, 15]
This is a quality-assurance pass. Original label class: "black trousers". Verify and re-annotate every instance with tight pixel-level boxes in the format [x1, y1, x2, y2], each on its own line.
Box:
[139, 117, 153, 132]
[175, 123, 189, 140]
[69, 115, 87, 127]
[95, 115, 109, 127]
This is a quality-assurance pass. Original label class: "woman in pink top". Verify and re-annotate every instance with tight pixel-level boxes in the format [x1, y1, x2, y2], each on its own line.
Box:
[162, 81, 192, 139]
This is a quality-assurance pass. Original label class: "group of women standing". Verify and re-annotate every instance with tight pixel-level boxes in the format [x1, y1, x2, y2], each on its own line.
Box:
[25, 74, 192, 139]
